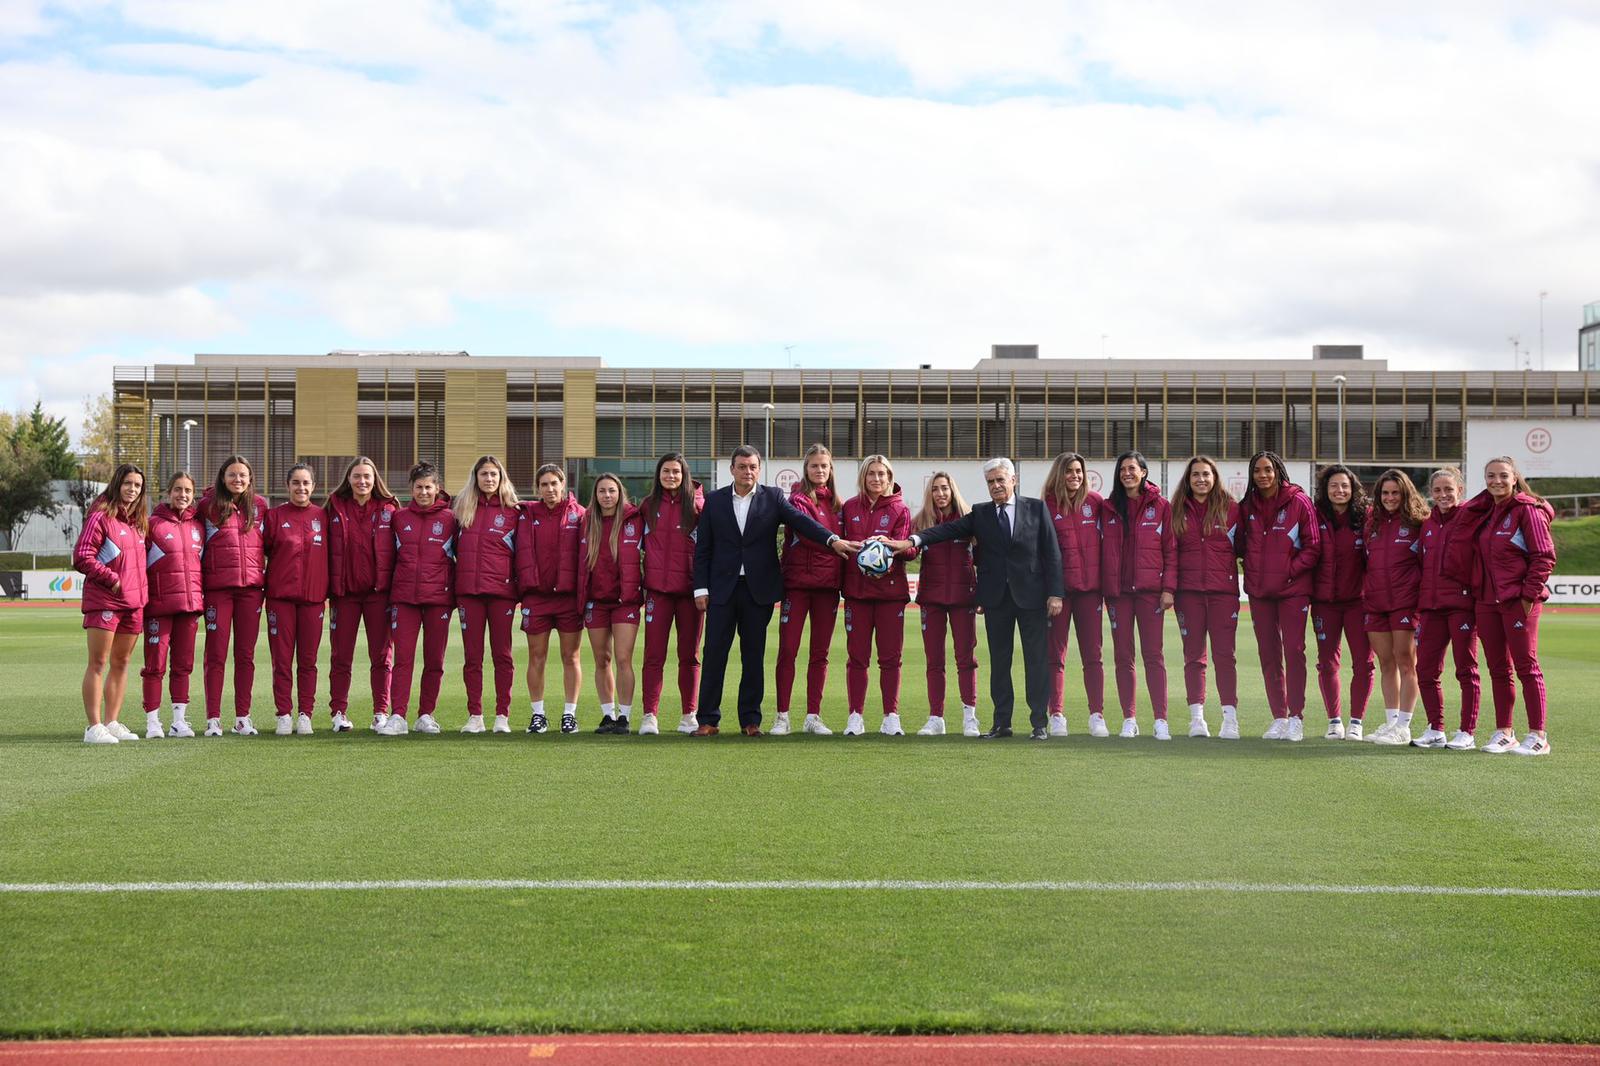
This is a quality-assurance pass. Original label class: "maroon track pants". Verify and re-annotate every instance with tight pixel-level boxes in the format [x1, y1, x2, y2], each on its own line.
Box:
[1476, 600, 1546, 732]
[1416, 607, 1480, 733]
[1175, 592, 1239, 707]
[920, 603, 978, 715]
[1049, 591, 1105, 717]
[203, 587, 264, 719]
[844, 599, 906, 716]
[141, 611, 199, 711]
[642, 591, 704, 716]
[1251, 595, 1311, 719]
[457, 594, 517, 717]
[1107, 591, 1168, 720]
[776, 589, 839, 716]
[1311, 599, 1374, 721]
[266, 599, 324, 716]
[390, 603, 452, 719]
[329, 592, 393, 716]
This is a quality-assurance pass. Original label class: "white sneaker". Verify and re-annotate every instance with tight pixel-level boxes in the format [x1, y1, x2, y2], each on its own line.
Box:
[1510, 733, 1551, 756]
[1287, 716, 1305, 742]
[380, 715, 410, 735]
[332, 713, 352, 733]
[204, 718, 223, 737]
[1219, 712, 1240, 740]
[1262, 718, 1290, 740]
[677, 713, 700, 734]
[84, 723, 118, 744]
[1481, 729, 1518, 754]
[638, 713, 659, 735]
[461, 715, 486, 734]
[274, 715, 293, 736]
[769, 712, 792, 736]
[372, 712, 389, 733]
[168, 718, 195, 738]
[415, 713, 441, 734]
[961, 711, 980, 737]
[1189, 715, 1210, 738]
[1325, 717, 1345, 740]
[1412, 728, 1448, 749]
[880, 712, 905, 736]
[1088, 712, 1111, 738]
[296, 713, 313, 735]
[844, 712, 865, 736]
[233, 716, 258, 736]
[1371, 723, 1412, 746]
[1445, 730, 1476, 750]
[106, 720, 139, 741]
[1153, 719, 1171, 741]
[145, 713, 165, 739]
[917, 716, 946, 736]
[492, 714, 511, 734]
[1346, 719, 1365, 741]
[803, 713, 834, 736]
[1048, 713, 1069, 737]
[1118, 716, 1139, 738]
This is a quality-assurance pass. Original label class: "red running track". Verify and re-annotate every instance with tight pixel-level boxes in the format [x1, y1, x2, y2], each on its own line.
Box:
[1, 1034, 1597, 1065]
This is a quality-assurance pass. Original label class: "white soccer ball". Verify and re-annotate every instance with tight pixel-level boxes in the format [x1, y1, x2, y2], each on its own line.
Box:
[855, 539, 894, 577]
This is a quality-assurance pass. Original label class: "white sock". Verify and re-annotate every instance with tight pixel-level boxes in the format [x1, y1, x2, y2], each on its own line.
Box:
[146, 709, 161, 724]
[1222, 705, 1238, 719]
[1397, 710, 1413, 726]
[532, 700, 544, 716]
[617, 704, 631, 719]
[962, 704, 978, 718]
[1189, 703, 1205, 718]
[172, 702, 188, 721]
[1385, 708, 1399, 726]
[563, 702, 577, 717]
[601, 702, 616, 720]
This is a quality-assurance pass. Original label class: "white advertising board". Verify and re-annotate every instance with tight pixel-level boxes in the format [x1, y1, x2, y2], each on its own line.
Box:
[1547, 576, 1600, 605]
[1465, 420, 1600, 480]
[22, 571, 84, 600]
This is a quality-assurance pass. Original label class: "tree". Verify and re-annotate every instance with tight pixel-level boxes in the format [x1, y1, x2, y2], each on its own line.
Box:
[0, 424, 60, 551]
[79, 393, 117, 483]
[13, 402, 77, 480]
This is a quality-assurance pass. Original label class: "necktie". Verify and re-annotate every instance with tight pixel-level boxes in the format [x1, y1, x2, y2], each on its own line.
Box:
[997, 502, 1011, 545]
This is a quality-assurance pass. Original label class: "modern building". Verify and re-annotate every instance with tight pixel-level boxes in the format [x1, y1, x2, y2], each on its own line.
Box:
[1582, 301, 1600, 372]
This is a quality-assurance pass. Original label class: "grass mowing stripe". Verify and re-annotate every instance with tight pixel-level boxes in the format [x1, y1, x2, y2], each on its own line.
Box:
[4, 878, 1600, 897]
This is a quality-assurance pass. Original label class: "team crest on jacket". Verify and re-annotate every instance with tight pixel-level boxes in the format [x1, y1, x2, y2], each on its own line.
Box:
[1398, 526, 1410, 537]
[494, 514, 506, 528]
[625, 522, 636, 537]
[311, 519, 322, 533]
[1145, 506, 1155, 519]
[432, 521, 444, 536]
[1082, 504, 1093, 517]
[879, 515, 890, 528]
[1502, 515, 1513, 529]
[379, 511, 391, 524]
[1277, 509, 1287, 523]
[191, 528, 200, 541]
[101, 610, 114, 621]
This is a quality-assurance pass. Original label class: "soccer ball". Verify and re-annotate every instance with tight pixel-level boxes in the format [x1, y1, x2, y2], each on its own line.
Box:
[855, 539, 894, 577]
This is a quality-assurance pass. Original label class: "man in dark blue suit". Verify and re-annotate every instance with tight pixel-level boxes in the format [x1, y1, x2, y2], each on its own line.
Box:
[693, 445, 855, 735]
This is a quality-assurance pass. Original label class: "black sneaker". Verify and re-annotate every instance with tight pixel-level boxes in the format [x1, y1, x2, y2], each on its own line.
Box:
[594, 716, 618, 735]
[613, 715, 630, 735]
[527, 713, 548, 734]
[560, 712, 578, 734]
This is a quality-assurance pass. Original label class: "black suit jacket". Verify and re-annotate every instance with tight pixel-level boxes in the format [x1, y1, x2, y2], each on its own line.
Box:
[693, 484, 836, 606]
[916, 496, 1064, 610]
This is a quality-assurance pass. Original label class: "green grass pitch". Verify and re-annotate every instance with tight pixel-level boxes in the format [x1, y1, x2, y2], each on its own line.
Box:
[0, 604, 1596, 1041]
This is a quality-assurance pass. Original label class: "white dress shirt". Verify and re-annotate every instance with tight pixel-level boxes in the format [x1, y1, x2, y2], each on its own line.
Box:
[693, 483, 758, 599]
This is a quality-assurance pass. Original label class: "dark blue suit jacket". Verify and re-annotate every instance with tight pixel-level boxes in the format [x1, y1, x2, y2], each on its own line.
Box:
[693, 484, 836, 606]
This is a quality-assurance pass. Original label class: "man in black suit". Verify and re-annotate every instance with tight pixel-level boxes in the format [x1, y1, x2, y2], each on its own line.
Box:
[693, 445, 853, 736]
[882, 457, 1063, 739]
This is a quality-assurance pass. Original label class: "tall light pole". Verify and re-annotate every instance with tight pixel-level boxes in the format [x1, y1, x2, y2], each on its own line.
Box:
[1332, 375, 1347, 465]
[182, 419, 198, 474]
[1100, 333, 1109, 359]
[1509, 334, 1523, 370]
[762, 402, 775, 483]
[1539, 291, 1548, 371]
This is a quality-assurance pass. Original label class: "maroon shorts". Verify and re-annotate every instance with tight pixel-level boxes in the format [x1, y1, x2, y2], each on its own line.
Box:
[84, 607, 143, 634]
[1363, 609, 1418, 634]
[584, 601, 641, 630]
[520, 593, 583, 635]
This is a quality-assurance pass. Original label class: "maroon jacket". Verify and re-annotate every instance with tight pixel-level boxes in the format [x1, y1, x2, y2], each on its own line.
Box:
[1100, 482, 1177, 597]
[914, 507, 977, 607]
[1361, 509, 1422, 614]
[455, 496, 522, 599]
[1443, 491, 1557, 606]
[1174, 497, 1240, 595]
[1418, 506, 1474, 613]
[74, 506, 148, 614]
[1312, 509, 1365, 603]
[578, 506, 644, 607]
[1045, 491, 1104, 594]
[841, 485, 914, 602]
[781, 484, 845, 592]
[1238, 483, 1322, 600]
[264, 502, 330, 605]
[145, 502, 204, 617]
[641, 483, 704, 596]
[390, 498, 456, 607]
[327, 494, 398, 597]
[200, 491, 268, 592]
[517, 493, 585, 597]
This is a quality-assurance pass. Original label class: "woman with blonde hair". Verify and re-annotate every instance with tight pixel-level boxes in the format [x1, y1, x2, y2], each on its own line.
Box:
[1040, 452, 1107, 736]
[774, 443, 845, 736]
[911, 472, 978, 735]
[840, 454, 915, 735]
[1412, 467, 1480, 749]
[579, 473, 644, 733]
[452, 455, 522, 733]
[1361, 470, 1429, 746]
[326, 456, 399, 732]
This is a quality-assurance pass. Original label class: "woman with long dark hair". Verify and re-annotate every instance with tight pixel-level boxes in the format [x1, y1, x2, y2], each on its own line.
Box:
[326, 456, 399, 732]
[200, 455, 268, 736]
[1100, 451, 1176, 739]
[579, 473, 644, 733]
[1169, 456, 1240, 739]
[516, 462, 585, 734]
[1311, 464, 1374, 739]
[141, 470, 203, 738]
[1413, 467, 1480, 750]
[911, 471, 978, 736]
[75, 464, 149, 744]
[1361, 470, 1428, 746]
[263, 464, 330, 734]
[1040, 452, 1107, 737]
[639, 453, 705, 735]
[381, 462, 456, 736]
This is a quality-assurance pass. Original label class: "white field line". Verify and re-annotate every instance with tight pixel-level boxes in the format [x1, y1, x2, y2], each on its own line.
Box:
[1, 878, 1598, 897]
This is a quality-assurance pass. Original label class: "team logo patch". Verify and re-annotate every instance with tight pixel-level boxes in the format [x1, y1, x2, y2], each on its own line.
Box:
[380, 511, 391, 524]
[1277, 509, 1287, 523]
[148, 620, 160, 634]
[311, 519, 322, 533]
[267, 610, 278, 626]
[1082, 504, 1093, 517]
[1145, 506, 1155, 520]
[494, 514, 506, 528]
[1398, 527, 1410, 537]
[879, 515, 890, 528]
[205, 607, 217, 621]
[191, 528, 200, 541]
[625, 522, 636, 537]
[101, 610, 114, 622]
[1502, 516, 1513, 529]
[432, 521, 444, 536]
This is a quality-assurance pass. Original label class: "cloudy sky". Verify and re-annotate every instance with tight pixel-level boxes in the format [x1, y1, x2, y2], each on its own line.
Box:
[3, 0, 1597, 431]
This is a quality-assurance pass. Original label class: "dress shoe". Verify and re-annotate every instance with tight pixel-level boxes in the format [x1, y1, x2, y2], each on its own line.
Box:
[1030, 726, 1048, 740]
[741, 725, 763, 737]
[978, 726, 1013, 739]
[692, 724, 720, 736]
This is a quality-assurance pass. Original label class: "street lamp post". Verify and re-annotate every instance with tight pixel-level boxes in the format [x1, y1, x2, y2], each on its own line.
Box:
[1540, 290, 1548, 371]
[1332, 375, 1347, 465]
[182, 419, 198, 474]
[762, 402, 775, 484]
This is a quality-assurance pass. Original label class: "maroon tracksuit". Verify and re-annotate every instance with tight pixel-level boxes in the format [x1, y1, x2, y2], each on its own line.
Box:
[200, 492, 268, 720]
[640, 484, 705, 717]
[516, 493, 585, 634]
[577, 507, 644, 624]
[456, 496, 522, 718]
[264, 502, 330, 718]
[841, 486, 914, 716]
[1311, 508, 1373, 721]
[1444, 491, 1556, 732]
[916, 507, 978, 715]
[141, 502, 204, 711]
[75, 506, 149, 634]
[1173, 498, 1241, 708]
[1416, 506, 1479, 733]
[776, 485, 844, 716]
[327, 494, 397, 718]
[1101, 482, 1177, 720]
[1045, 491, 1106, 717]
[388, 498, 457, 720]
[1239, 483, 1322, 719]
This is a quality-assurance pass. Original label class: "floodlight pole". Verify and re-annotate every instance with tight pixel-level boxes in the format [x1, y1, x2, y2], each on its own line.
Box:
[182, 419, 198, 474]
